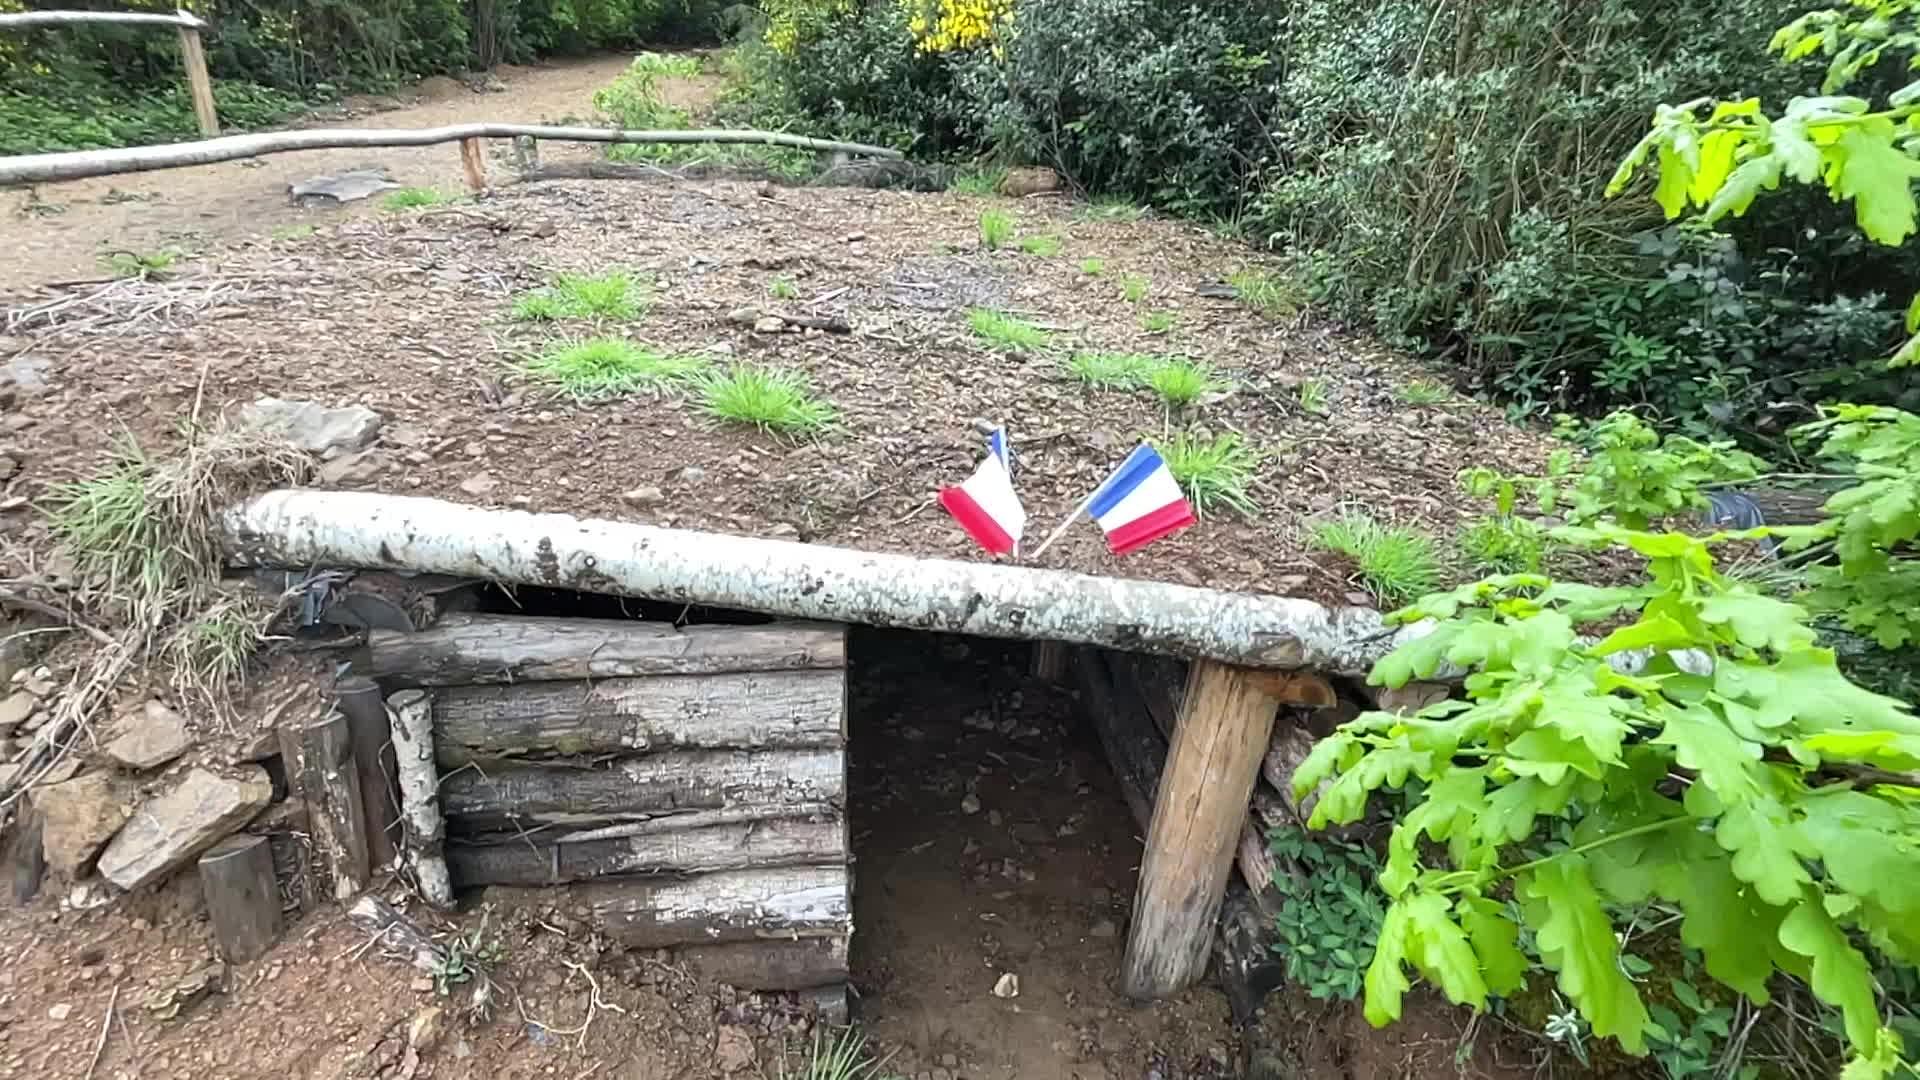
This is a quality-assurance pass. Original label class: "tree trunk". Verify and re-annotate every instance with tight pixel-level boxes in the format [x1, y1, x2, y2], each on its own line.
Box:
[368, 615, 845, 685]
[198, 834, 281, 963]
[387, 689, 452, 907]
[428, 669, 845, 768]
[439, 749, 845, 831]
[447, 810, 845, 886]
[487, 866, 850, 947]
[677, 937, 849, 992]
[278, 710, 371, 901]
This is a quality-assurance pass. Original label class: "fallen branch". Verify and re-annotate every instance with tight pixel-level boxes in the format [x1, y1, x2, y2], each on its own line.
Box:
[0, 10, 204, 30]
[0, 125, 902, 186]
[0, 587, 116, 647]
[82, 984, 118, 1080]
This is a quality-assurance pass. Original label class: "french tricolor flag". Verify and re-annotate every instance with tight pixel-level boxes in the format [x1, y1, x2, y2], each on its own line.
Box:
[939, 428, 1026, 556]
[1032, 444, 1197, 558]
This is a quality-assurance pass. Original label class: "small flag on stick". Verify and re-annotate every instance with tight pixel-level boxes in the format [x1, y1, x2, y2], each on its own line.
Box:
[939, 426, 1026, 556]
[1031, 444, 1195, 558]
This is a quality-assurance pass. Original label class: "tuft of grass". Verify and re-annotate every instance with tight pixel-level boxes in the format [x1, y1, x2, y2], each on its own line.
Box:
[171, 598, 269, 686]
[1079, 257, 1106, 276]
[1159, 432, 1262, 518]
[781, 1026, 896, 1080]
[1396, 379, 1450, 406]
[381, 186, 448, 211]
[768, 277, 799, 300]
[523, 337, 708, 400]
[1140, 310, 1177, 334]
[948, 167, 1007, 195]
[1460, 514, 1549, 574]
[1075, 194, 1147, 221]
[1228, 268, 1306, 318]
[696, 365, 838, 436]
[269, 223, 316, 242]
[1144, 357, 1225, 407]
[102, 248, 179, 279]
[1018, 234, 1063, 257]
[1297, 378, 1329, 416]
[1064, 351, 1157, 389]
[968, 308, 1051, 352]
[978, 209, 1015, 251]
[512, 271, 647, 322]
[1308, 511, 1446, 608]
[1119, 272, 1150, 304]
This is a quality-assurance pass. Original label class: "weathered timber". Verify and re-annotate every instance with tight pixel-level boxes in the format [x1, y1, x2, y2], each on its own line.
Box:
[1072, 648, 1164, 833]
[198, 834, 281, 963]
[387, 690, 451, 907]
[1372, 680, 1449, 716]
[1235, 822, 1281, 916]
[458, 136, 487, 193]
[2, 806, 43, 905]
[1030, 641, 1069, 681]
[439, 749, 845, 830]
[279, 711, 370, 901]
[447, 811, 845, 886]
[1124, 659, 1282, 999]
[489, 865, 850, 947]
[177, 27, 217, 136]
[218, 490, 1412, 672]
[518, 157, 953, 192]
[335, 676, 400, 869]
[799, 984, 850, 1025]
[677, 937, 849, 992]
[346, 894, 445, 973]
[1261, 720, 1322, 823]
[428, 669, 846, 768]
[368, 615, 845, 685]
[1111, 653, 1186, 738]
[1217, 883, 1287, 1028]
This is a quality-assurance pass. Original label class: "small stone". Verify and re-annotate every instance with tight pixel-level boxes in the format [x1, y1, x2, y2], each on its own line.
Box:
[960, 793, 981, 815]
[940, 1054, 959, 1068]
[727, 306, 762, 326]
[621, 486, 664, 507]
[463, 442, 485, 458]
[239, 398, 382, 455]
[752, 316, 785, 334]
[844, 232, 867, 243]
[403, 449, 432, 467]
[0, 453, 18, 481]
[987, 810, 1003, 828]
[767, 523, 798, 538]
[1089, 919, 1117, 939]
[458, 473, 497, 497]
[130, 917, 151, 932]
[1343, 591, 1374, 607]
[46, 1003, 70, 1021]
[0, 691, 35, 734]
[407, 1006, 446, 1051]
[35, 770, 132, 877]
[410, 975, 435, 993]
[24, 666, 55, 697]
[677, 466, 706, 484]
[714, 1026, 755, 1073]
[992, 973, 1019, 999]
[101, 700, 192, 771]
[509, 495, 532, 508]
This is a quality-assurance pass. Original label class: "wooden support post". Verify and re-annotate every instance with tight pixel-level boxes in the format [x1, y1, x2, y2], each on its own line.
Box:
[278, 710, 371, 902]
[1122, 659, 1280, 999]
[198, 835, 281, 963]
[388, 689, 452, 908]
[335, 676, 400, 871]
[459, 137, 487, 194]
[1030, 641, 1069, 681]
[512, 134, 541, 174]
[177, 28, 218, 137]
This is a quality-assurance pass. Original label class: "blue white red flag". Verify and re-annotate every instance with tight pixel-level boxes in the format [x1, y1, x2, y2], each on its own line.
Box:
[939, 427, 1026, 556]
[1032, 444, 1196, 558]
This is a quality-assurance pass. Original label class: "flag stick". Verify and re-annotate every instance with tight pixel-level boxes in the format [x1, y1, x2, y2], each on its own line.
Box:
[1029, 490, 1095, 560]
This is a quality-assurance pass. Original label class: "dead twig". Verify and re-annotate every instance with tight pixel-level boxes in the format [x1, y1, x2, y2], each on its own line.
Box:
[0, 587, 118, 647]
[83, 984, 119, 1080]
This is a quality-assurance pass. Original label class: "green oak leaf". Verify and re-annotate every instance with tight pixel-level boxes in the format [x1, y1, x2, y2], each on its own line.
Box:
[1471, 775, 1575, 848]
[1363, 900, 1415, 1026]
[1381, 767, 1486, 896]
[1520, 858, 1651, 1054]
[1401, 891, 1488, 1008]
[1797, 788, 1920, 915]
[1307, 743, 1431, 828]
[1652, 831, 1781, 1004]
[1697, 591, 1817, 653]
[1777, 891, 1884, 1054]
[1715, 794, 1816, 906]
[1799, 729, 1920, 771]
[1289, 730, 1360, 804]
[1831, 127, 1920, 245]
[1458, 896, 1527, 997]
[1715, 648, 1920, 737]
[1652, 706, 1765, 803]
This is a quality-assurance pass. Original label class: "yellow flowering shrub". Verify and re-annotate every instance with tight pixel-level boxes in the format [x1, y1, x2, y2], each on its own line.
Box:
[764, 0, 856, 55]
[902, 0, 1011, 53]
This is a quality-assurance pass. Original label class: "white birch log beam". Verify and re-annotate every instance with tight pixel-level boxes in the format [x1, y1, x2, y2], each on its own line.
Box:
[0, 125, 902, 185]
[447, 811, 845, 886]
[428, 669, 845, 767]
[438, 748, 845, 830]
[677, 937, 848, 992]
[387, 690, 452, 908]
[0, 10, 205, 29]
[218, 491, 1407, 672]
[487, 866, 850, 947]
[368, 614, 845, 684]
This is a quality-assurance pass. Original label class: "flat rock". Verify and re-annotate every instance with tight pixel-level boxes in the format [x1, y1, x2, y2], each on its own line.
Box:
[34, 771, 133, 878]
[239, 398, 383, 455]
[96, 767, 271, 891]
[288, 168, 399, 205]
[714, 1026, 755, 1073]
[0, 690, 35, 734]
[102, 700, 193, 771]
[458, 472, 497, 496]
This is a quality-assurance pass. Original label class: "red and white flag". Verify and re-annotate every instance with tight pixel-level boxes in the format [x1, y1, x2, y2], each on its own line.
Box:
[939, 428, 1026, 556]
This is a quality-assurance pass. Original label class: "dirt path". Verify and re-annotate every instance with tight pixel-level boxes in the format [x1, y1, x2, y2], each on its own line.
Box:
[0, 55, 719, 288]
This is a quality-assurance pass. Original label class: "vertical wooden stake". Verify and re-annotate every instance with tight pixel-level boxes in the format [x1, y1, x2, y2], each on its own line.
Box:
[335, 676, 401, 871]
[278, 710, 371, 902]
[1121, 659, 1280, 999]
[177, 27, 219, 137]
[459, 137, 488, 195]
[387, 689, 452, 908]
[1030, 641, 1069, 682]
[199, 834, 281, 963]
[511, 134, 541, 174]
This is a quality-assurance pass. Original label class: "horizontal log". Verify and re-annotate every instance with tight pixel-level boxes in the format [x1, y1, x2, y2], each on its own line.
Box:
[0, 11, 205, 30]
[439, 749, 844, 829]
[0, 125, 901, 186]
[369, 614, 846, 684]
[219, 491, 1409, 675]
[430, 669, 845, 767]
[489, 866, 850, 947]
[447, 811, 845, 886]
[677, 937, 849, 992]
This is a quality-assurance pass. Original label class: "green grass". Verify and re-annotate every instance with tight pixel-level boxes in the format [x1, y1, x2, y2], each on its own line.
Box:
[1144, 357, 1224, 407]
[968, 309, 1051, 352]
[1075, 194, 1147, 221]
[1140, 310, 1177, 334]
[979, 209, 1015, 251]
[1160, 432, 1262, 518]
[1228, 268, 1306, 318]
[269, 223, 316, 242]
[626, 50, 702, 78]
[1308, 511, 1446, 608]
[1064, 351, 1157, 389]
[1460, 514, 1548, 574]
[1119, 273, 1150, 304]
[769, 277, 799, 300]
[522, 337, 708, 400]
[102, 248, 180, 279]
[381, 186, 448, 211]
[511, 271, 648, 323]
[948, 167, 1007, 195]
[696, 365, 837, 436]
[1079, 257, 1106, 276]
[1297, 378, 1329, 416]
[1396, 379, 1450, 405]
[781, 1026, 895, 1080]
[173, 601, 263, 685]
[1018, 234, 1063, 257]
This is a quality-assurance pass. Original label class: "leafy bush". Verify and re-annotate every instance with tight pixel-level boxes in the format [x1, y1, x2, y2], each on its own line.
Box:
[1792, 405, 1920, 650]
[1268, 826, 1387, 1002]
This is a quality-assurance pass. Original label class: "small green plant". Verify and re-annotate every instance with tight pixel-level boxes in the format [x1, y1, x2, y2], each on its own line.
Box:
[1063, 351, 1156, 389]
[523, 337, 707, 400]
[948, 167, 1007, 195]
[1307, 511, 1445, 607]
[1268, 826, 1387, 1001]
[268, 223, 315, 242]
[769, 277, 800, 300]
[380, 186, 447, 211]
[1079, 257, 1105, 276]
[978, 209, 1015, 250]
[1396, 379, 1450, 406]
[967, 309, 1050, 352]
[511, 271, 648, 323]
[1159, 431, 1262, 517]
[1018, 233, 1063, 257]
[696, 365, 837, 436]
[102, 248, 178, 279]
[1144, 357, 1224, 407]
[593, 53, 696, 129]
[781, 1025, 896, 1080]
[1228, 268, 1305, 318]
[1792, 404, 1920, 649]
[1075, 194, 1146, 221]
[1563, 411, 1765, 528]
[431, 907, 505, 996]
[172, 602, 263, 686]
[1140, 310, 1177, 334]
[1297, 378, 1329, 416]
[1459, 514, 1549, 574]
[1119, 273, 1150, 304]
